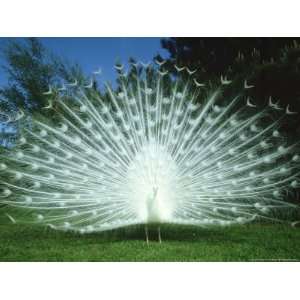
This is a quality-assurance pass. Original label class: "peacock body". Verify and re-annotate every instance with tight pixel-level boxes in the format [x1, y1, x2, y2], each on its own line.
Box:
[0, 62, 300, 234]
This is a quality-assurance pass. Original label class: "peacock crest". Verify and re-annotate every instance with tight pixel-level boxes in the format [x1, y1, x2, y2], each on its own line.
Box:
[0, 61, 300, 234]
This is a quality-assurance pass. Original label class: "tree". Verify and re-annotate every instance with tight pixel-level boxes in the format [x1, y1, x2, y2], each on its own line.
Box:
[0, 38, 86, 111]
[0, 38, 89, 147]
[158, 37, 300, 137]
[159, 38, 300, 76]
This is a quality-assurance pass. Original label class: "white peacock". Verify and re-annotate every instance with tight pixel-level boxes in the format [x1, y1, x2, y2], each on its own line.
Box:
[0, 61, 300, 243]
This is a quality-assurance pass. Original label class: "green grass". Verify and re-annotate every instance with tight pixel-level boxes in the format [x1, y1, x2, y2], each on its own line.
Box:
[1, 219, 300, 261]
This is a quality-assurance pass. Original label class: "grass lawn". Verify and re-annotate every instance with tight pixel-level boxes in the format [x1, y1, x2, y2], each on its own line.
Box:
[0, 218, 300, 261]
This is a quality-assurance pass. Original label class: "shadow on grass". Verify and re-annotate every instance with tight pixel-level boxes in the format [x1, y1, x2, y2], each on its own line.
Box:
[59, 223, 247, 245]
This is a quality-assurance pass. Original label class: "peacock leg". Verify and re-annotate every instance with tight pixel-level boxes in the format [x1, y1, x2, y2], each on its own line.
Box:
[158, 226, 162, 243]
[145, 225, 149, 244]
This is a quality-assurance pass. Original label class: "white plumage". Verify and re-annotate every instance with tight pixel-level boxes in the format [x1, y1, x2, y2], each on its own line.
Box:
[0, 63, 300, 234]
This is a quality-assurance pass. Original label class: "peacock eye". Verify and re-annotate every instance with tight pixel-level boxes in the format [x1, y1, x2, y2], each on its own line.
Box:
[278, 146, 287, 154]
[273, 130, 280, 137]
[66, 152, 73, 159]
[64, 222, 71, 228]
[145, 88, 153, 95]
[247, 152, 254, 159]
[16, 151, 24, 159]
[260, 140, 268, 148]
[175, 92, 183, 99]
[33, 181, 41, 188]
[32, 145, 40, 153]
[14, 172, 23, 180]
[213, 105, 221, 113]
[291, 180, 298, 188]
[219, 132, 226, 139]
[2, 189, 12, 197]
[24, 196, 32, 204]
[250, 124, 258, 132]
[79, 105, 87, 112]
[264, 156, 272, 164]
[70, 210, 78, 216]
[84, 121, 93, 129]
[53, 141, 60, 148]
[73, 136, 81, 145]
[249, 171, 256, 177]
[228, 148, 235, 155]
[230, 119, 237, 126]
[0, 163, 7, 170]
[19, 137, 27, 144]
[31, 163, 40, 171]
[59, 124, 68, 132]
[39, 129, 48, 137]
[37, 214, 44, 221]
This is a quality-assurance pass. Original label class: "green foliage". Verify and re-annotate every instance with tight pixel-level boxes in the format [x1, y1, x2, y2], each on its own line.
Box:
[158, 37, 300, 137]
[0, 38, 91, 147]
[1, 38, 53, 110]
[0, 38, 86, 111]
[159, 38, 300, 77]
